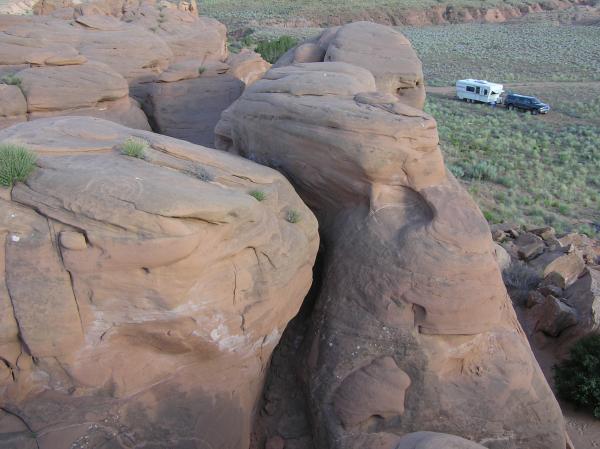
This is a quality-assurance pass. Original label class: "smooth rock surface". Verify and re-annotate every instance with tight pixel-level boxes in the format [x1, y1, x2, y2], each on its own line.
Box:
[0, 116, 318, 449]
[274, 22, 425, 109]
[216, 55, 567, 449]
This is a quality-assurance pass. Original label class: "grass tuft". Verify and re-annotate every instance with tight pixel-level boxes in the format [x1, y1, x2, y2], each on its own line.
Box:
[249, 190, 266, 201]
[286, 209, 301, 223]
[195, 166, 213, 182]
[121, 137, 148, 159]
[1, 74, 21, 86]
[0, 143, 37, 187]
[198, 66, 206, 75]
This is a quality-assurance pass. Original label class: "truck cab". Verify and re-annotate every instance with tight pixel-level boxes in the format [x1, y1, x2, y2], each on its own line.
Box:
[504, 94, 550, 114]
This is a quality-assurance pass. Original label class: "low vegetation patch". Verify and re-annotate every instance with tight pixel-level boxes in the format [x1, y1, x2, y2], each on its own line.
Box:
[195, 166, 213, 182]
[249, 190, 266, 201]
[554, 335, 600, 418]
[403, 23, 600, 86]
[425, 96, 600, 237]
[0, 143, 37, 187]
[1, 74, 21, 86]
[254, 36, 298, 64]
[121, 137, 148, 159]
[286, 209, 301, 223]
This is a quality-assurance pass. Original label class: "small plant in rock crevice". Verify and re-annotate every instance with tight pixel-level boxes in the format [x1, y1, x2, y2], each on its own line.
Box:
[121, 137, 148, 159]
[286, 209, 301, 223]
[194, 166, 213, 182]
[0, 143, 37, 187]
[198, 66, 206, 75]
[1, 74, 21, 86]
[249, 190, 266, 201]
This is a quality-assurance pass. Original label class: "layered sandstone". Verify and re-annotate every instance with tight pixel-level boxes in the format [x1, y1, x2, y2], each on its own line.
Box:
[216, 23, 567, 449]
[0, 116, 318, 448]
[0, 0, 270, 145]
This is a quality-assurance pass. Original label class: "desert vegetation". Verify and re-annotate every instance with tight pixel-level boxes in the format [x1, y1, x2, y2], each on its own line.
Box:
[426, 96, 600, 237]
[0, 142, 37, 187]
[249, 189, 266, 201]
[403, 23, 600, 86]
[121, 137, 148, 159]
[554, 335, 600, 418]
[254, 35, 298, 63]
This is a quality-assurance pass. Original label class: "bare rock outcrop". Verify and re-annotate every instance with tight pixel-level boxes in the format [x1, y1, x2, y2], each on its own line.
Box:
[495, 224, 600, 354]
[0, 0, 270, 144]
[216, 23, 566, 449]
[0, 116, 318, 449]
[274, 21, 425, 110]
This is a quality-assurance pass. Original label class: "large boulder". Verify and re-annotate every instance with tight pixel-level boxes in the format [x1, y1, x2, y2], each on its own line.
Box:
[274, 22, 426, 109]
[216, 49, 567, 449]
[0, 0, 271, 142]
[0, 116, 318, 449]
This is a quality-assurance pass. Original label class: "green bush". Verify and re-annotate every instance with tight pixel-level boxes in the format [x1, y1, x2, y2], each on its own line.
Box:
[121, 137, 147, 159]
[554, 335, 600, 418]
[255, 36, 298, 63]
[0, 143, 37, 187]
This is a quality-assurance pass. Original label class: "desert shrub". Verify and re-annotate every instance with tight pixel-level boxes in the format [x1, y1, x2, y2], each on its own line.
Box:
[121, 137, 147, 159]
[502, 260, 540, 305]
[249, 190, 266, 201]
[554, 335, 600, 418]
[286, 209, 300, 223]
[0, 143, 37, 187]
[1, 74, 21, 86]
[198, 66, 206, 75]
[195, 166, 213, 181]
[255, 36, 298, 63]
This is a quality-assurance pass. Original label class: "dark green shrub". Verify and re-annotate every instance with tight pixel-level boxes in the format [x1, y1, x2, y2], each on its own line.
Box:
[0, 143, 37, 187]
[255, 36, 298, 64]
[554, 335, 600, 418]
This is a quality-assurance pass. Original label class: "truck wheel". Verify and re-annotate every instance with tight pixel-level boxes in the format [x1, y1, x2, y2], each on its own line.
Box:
[506, 105, 511, 110]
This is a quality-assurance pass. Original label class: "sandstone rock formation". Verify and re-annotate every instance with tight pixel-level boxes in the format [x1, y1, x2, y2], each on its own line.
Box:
[0, 0, 270, 145]
[274, 22, 425, 110]
[0, 116, 318, 448]
[216, 24, 567, 449]
[495, 224, 600, 353]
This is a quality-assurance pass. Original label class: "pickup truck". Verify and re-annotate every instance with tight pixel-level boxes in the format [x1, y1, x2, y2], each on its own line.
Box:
[504, 94, 550, 114]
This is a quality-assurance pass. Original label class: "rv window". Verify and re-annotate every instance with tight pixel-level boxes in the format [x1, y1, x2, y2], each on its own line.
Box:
[466, 86, 475, 92]
[476, 87, 480, 94]
[484, 89, 488, 95]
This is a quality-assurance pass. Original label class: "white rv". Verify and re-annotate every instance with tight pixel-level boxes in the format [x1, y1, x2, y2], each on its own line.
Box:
[456, 79, 504, 104]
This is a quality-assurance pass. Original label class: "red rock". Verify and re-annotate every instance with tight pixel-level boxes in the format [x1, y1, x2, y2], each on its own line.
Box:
[0, 116, 319, 449]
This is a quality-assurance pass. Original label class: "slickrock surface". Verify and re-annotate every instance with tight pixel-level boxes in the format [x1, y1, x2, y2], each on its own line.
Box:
[0, 116, 318, 449]
[216, 23, 567, 449]
[0, 0, 270, 145]
[274, 22, 426, 110]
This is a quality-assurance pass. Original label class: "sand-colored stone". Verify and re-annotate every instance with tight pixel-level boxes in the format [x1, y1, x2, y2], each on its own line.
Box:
[274, 22, 425, 109]
[216, 53, 566, 449]
[0, 116, 318, 449]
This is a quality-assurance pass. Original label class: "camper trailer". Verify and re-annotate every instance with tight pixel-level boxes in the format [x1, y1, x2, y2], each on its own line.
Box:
[456, 79, 504, 104]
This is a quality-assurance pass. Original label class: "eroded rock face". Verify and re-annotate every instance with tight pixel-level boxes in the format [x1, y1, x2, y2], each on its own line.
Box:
[216, 27, 567, 449]
[0, 116, 318, 449]
[0, 0, 270, 144]
[274, 22, 426, 110]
